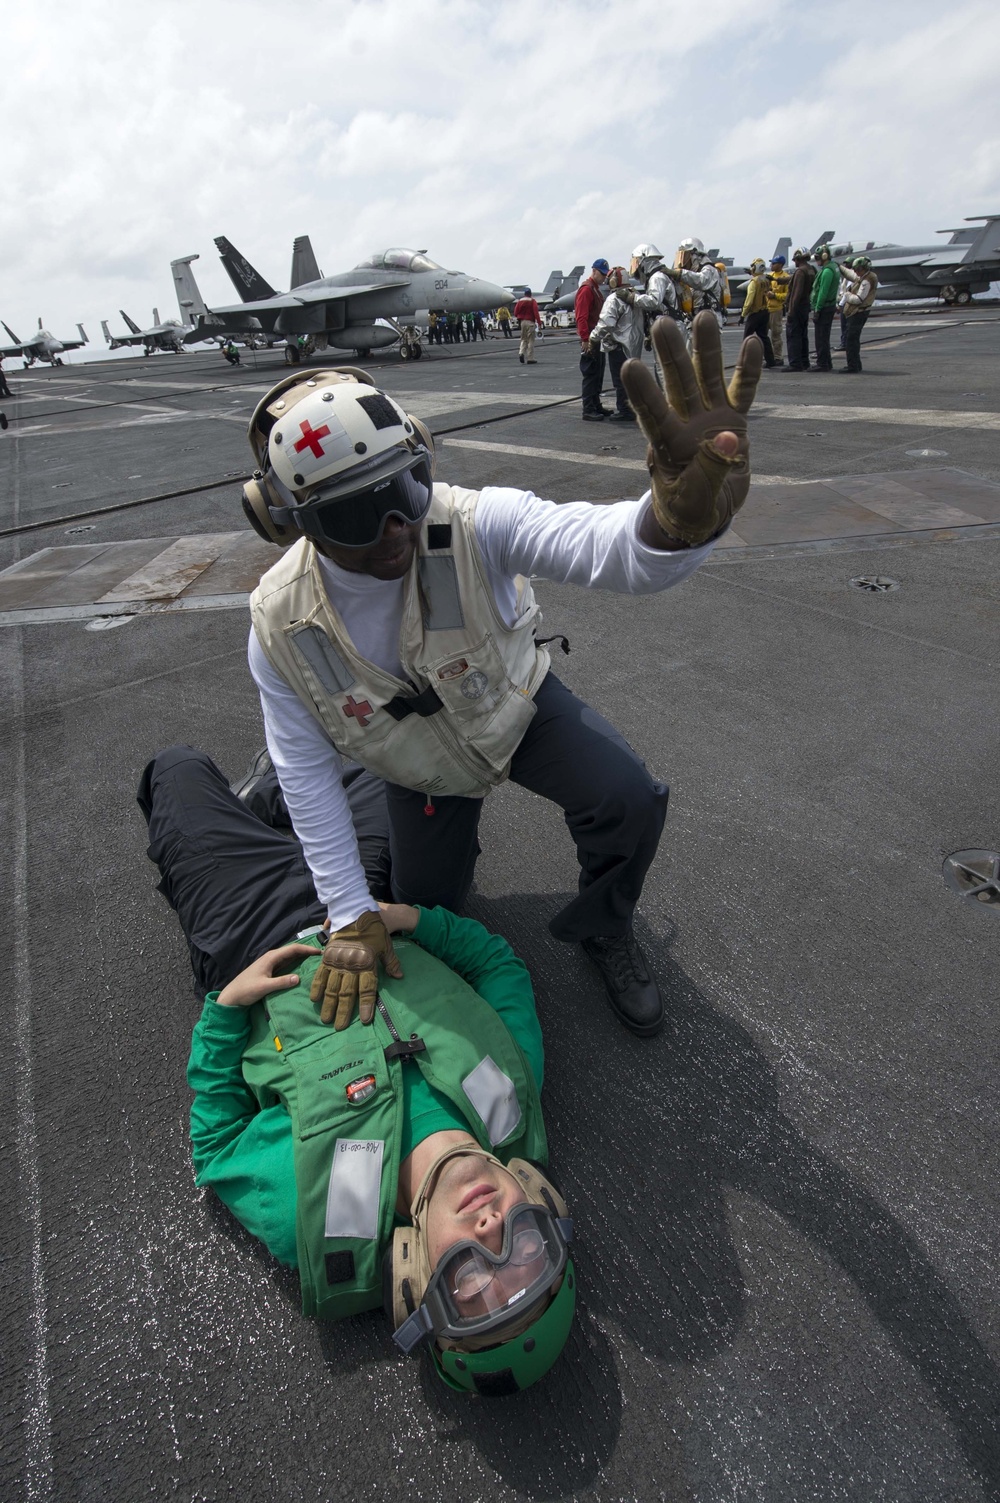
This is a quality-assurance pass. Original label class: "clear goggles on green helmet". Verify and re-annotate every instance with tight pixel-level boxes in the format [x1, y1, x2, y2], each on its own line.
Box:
[393, 1204, 573, 1354]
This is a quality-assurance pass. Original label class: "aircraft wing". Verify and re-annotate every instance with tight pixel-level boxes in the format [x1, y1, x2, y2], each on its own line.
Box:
[58, 337, 88, 351]
[0, 339, 30, 358]
[291, 279, 410, 304]
[207, 294, 303, 314]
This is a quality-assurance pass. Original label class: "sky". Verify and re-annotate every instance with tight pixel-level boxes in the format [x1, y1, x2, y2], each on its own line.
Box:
[4, 0, 999, 354]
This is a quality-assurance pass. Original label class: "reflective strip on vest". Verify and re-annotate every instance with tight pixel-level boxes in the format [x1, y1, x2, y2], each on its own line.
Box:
[419, 555, 465, 630]
[325, 1139, 384, 1240]
[290, 622, 356, 694]
[462, 1055, 522, 1146]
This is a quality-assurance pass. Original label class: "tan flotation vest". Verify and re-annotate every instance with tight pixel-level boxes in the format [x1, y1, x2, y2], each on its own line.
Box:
[250, 485, 551, 797]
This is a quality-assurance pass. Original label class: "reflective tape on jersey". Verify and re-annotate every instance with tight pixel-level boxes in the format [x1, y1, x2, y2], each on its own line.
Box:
[462, 1056, 522, 1145]
[325, 1138, 384, 1240]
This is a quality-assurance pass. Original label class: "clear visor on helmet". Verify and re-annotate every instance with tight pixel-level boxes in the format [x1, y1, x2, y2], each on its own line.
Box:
[393, 1204, 571, 1353]
[285, 448, 433, 548]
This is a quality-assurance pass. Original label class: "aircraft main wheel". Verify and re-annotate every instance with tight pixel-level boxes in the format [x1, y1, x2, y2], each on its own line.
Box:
[412, 343, 422, 360]
[284, 345, 300, 366]
[56, 358, 64, 366]
[399, 343, 411, 360]
[955, 289, 972, 306]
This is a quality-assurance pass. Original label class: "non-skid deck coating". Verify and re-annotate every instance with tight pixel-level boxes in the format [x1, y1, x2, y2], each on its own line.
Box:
[1, 312, 999, 1503]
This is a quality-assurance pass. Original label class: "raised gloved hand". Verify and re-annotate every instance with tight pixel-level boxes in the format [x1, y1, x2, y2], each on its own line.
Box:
[617, 284, 636, 305]
[309, 910, 404, 1030]
[621, 310, 763, 547]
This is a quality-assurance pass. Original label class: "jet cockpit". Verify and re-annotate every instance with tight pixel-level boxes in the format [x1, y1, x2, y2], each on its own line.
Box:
[354, 249, 444, 272]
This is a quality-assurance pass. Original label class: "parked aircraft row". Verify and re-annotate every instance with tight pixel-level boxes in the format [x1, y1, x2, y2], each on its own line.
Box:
[1, 318, 89, 367]
[4, 215, 995, 369]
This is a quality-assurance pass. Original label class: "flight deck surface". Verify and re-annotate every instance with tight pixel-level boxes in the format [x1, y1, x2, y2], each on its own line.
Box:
[2, 312, 998, 1502]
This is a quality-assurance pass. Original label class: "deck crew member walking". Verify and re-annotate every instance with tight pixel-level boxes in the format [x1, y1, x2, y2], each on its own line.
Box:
[513, 289, 543, 363]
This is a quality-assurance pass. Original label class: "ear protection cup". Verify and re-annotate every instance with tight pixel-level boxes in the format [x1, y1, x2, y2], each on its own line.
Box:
[386, 1225, 419, 1330]
[242, 474, 299, 547]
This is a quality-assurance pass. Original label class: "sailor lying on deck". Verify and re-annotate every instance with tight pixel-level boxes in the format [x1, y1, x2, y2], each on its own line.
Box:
[137, 746, 574, 1397]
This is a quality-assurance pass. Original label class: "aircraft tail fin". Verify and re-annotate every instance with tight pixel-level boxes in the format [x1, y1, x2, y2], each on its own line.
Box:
[172, 254, 209, 322]
[291, 235, 322, 288]
[120, 310, 142, 335]
[567, 264, 585, 283]
[77, 324, 88, 345]
[771, 236, 792, 263]
[153, 308, 160, 326]
[4, 321, 22, 344]
[539, 269, 564, 298]
[101, 320, 114, 345]
[809, 230, 835, 253]
[960, 214, 1000, 263]
[214, 235, 277, 301]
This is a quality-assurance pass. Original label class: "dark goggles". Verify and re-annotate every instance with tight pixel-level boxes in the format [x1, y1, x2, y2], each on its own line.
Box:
[393, 1204, 572, 1353]
[288, 449, 433, 549]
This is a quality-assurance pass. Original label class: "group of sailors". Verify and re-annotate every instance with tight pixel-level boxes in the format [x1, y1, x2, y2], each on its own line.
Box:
[426, 309, 489, 344]
[740, 247, 879, 374]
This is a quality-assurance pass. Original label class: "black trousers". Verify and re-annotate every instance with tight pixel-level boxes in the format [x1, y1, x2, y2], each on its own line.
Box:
[0, 375, 10, 398]
[844, 309, 870, 372]
[580, 347, 606, 414]
[607, 346, 631, 414]
[743, 310, 774, 366]
[812, 307, 835, 370]
[385, 673, 668, 943]
[137, 747, 391, 998]
[785, 308, 810, 369]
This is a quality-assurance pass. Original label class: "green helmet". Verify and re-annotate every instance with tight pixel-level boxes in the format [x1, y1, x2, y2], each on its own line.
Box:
[814, 244, 832, 261]
[854, 255, 872, 271]
[387, 1151, 576, 1397]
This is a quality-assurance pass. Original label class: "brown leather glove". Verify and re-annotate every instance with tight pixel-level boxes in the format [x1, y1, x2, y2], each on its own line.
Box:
[621, 309, 763, 546]
[309, 910, 404, 1030]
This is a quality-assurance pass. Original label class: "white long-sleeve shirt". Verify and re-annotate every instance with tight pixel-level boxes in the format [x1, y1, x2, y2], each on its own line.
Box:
[248, 486, 718, 929]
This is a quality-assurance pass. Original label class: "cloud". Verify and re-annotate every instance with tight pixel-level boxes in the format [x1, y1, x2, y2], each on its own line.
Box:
[1, 0, 997, 342]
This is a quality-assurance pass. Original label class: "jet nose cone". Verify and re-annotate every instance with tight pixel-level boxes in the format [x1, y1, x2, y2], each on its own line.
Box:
[477, 279, 514, 307]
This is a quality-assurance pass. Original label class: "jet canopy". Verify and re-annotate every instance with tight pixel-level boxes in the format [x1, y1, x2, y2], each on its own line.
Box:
[354, 249, 443, 272]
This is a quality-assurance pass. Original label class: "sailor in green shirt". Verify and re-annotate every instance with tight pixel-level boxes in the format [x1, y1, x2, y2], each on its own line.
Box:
[139, 744, 575, 1396]
[809, 245, 841, 373]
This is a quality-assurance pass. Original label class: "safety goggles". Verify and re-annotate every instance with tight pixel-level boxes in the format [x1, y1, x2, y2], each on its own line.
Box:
[393, 1204, 571, 1352]
[290, 448, 433, 549]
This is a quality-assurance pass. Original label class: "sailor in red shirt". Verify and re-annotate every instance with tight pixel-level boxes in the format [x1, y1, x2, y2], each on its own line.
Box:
[513, 290, 543, 364]
[574, 259, 610, 420]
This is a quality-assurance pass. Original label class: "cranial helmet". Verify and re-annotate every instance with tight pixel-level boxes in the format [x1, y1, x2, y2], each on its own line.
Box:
[853, 255, 872, 271]
[386, 1148, 576, 1397]
[814, 244, 831, 261]
[750, 258, 766, 274]
[792, 247, 810, 261]
[607, 266, 628, 290]
[243, 369, 435, 549]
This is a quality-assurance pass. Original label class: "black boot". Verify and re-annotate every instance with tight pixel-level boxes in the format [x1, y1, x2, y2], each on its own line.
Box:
[581, 930, 663, 1035]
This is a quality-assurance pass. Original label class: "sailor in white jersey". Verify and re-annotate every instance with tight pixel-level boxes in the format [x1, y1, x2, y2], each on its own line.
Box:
[241, 314, 763, 1037]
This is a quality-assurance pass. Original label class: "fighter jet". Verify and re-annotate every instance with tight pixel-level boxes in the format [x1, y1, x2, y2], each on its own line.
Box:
[507, 268, 585, 308]
[825, 215, 1000, 304]
[101, 309, 195, 356]
[177, 236, 514, 363]
[1, 318, 89, 367]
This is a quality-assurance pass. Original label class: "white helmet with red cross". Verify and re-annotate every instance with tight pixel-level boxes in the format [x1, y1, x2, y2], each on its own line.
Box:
[242, 369, 436, 549]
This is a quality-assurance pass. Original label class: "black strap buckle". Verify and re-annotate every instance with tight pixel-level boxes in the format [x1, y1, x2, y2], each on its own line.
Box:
[383, 684, 444, 721]
[384, 1037, 426, 1061]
